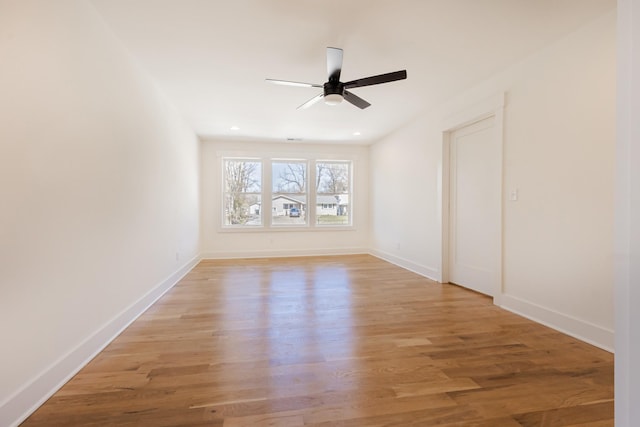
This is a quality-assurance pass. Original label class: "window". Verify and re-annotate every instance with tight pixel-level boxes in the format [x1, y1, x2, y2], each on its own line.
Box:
[221, 157, 352, 229]
[272, 160, 307, 225]
[223, 159, 262, 226]
[316, 161, 351, 226]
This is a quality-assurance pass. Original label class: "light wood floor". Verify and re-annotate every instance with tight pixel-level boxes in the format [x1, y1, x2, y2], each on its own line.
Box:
[23, 255, 614, 426]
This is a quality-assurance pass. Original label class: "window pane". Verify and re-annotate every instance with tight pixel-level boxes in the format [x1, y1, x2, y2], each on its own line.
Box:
[272, 161, 306, 193]
[225, 160, 261, 193]
[316, 162, 349, 194]
[223, 159, 262, 226]
[272, 161, 307, 225]
[316, 162, 351, 226]
[224, 194, 262, 226]
[271, 196, 306, 225]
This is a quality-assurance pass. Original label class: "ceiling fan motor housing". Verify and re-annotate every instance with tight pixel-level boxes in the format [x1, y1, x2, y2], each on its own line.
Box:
[324, 81, 344, 97]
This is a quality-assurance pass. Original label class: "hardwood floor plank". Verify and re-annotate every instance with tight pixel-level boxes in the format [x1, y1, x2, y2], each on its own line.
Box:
[512, 400, 614, 427]
[21, 255, 613, 426]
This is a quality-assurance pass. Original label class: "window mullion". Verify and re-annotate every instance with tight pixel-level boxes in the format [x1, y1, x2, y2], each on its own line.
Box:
[309, 159, 317, 226]
[263, 158, 272, 229]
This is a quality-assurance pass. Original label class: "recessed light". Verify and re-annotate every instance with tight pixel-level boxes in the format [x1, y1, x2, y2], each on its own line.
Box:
[230, 126, 240, 131]
[353, 131, 361, 136]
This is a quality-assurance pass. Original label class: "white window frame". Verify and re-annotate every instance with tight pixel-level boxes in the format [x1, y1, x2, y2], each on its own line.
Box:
[220, 156, 354, 231]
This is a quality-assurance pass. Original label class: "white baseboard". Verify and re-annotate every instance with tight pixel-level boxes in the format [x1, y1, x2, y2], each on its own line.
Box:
[368, 249, 440, 282]
[201, 247, 368, 259]
[500, 294, 614, 353]
[1, 255, 201, 427]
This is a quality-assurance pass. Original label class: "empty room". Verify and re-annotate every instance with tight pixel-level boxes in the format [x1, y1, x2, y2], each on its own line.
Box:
[1, 0, 639, 426]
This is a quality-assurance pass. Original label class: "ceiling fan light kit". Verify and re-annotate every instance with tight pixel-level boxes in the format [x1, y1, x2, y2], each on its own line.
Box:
[267, 47, 407, 110]
[323, 93, 343, 106]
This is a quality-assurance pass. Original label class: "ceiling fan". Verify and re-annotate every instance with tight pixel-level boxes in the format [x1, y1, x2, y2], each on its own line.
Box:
[266, 47, 407, 110]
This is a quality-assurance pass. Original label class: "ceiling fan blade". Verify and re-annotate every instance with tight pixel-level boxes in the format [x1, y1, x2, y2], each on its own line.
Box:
[344, 70, 407, 89]
[266, 79, 322, 88]
[327, 47, 343, 82]
[343, 90, 371, 109]
[297, 93, 324, 110]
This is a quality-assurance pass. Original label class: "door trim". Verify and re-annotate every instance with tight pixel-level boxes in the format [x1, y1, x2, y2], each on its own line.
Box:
[439, 93, 505, 304]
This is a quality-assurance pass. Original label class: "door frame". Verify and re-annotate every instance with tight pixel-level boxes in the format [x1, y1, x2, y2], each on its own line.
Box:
[439, 93, 505, 304]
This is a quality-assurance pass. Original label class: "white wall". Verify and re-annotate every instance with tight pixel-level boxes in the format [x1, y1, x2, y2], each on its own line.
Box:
[369, 118, 443, 279]
[201, 140, 369, 258]
[0, 1, 200, 425]
[371, 10, 616, 350]
[615, 0, 640, 425]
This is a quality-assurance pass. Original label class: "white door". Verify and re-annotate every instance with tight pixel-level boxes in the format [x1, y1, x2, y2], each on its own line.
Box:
[448, 115, 500, 296]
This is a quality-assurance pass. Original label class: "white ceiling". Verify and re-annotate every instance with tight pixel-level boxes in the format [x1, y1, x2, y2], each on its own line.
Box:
[90, 0, 615, 144]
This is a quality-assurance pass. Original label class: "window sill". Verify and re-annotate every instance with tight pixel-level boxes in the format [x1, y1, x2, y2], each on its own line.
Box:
[218, 224, 356, 233]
